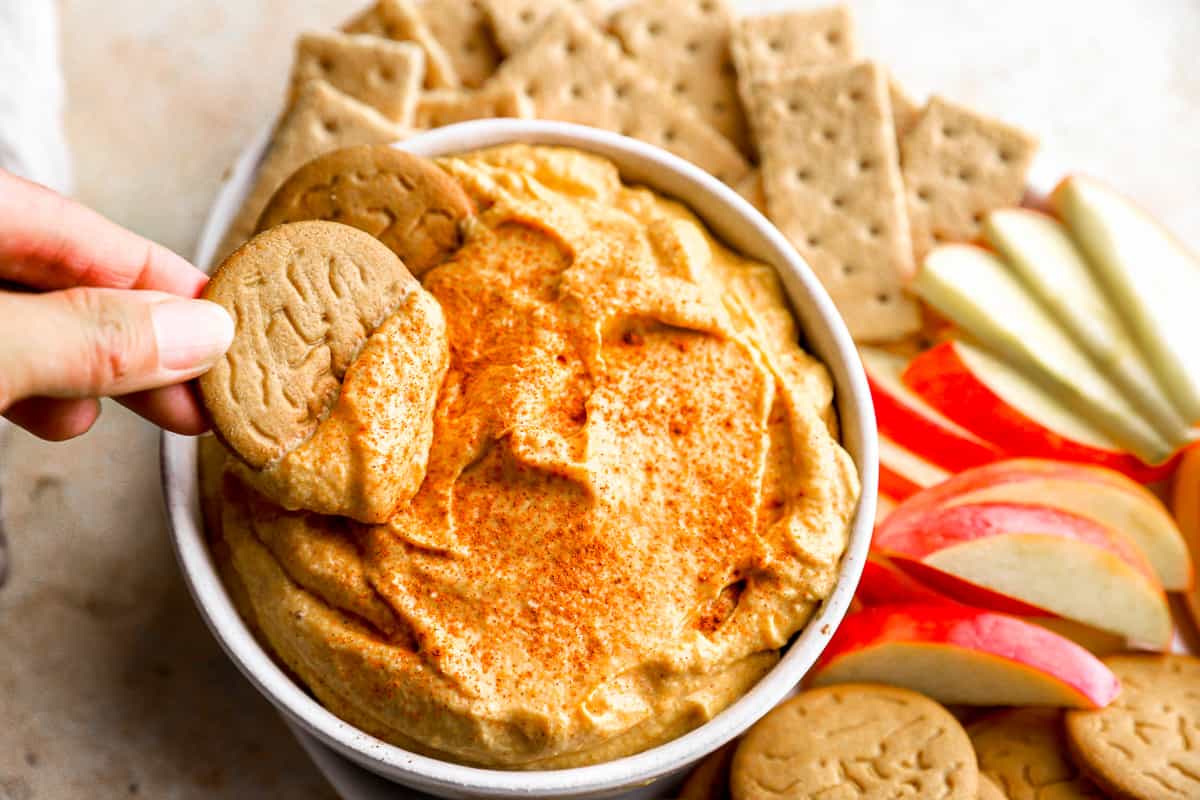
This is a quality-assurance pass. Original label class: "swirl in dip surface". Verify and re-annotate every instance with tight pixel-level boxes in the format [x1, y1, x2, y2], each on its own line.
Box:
[202, 144, 860, 769]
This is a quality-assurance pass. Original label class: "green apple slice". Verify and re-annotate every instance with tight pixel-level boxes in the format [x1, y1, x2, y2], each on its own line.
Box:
[1053, 175, 1200, 426]
[914, 244, 1174, 465]
[983, 209, 1188, 444]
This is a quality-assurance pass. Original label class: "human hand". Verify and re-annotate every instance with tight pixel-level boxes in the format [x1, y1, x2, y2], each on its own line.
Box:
[0, 170, 233, 440]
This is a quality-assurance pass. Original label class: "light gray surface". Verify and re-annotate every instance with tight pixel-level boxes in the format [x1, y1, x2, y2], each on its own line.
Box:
[2, 1, 1198, 798]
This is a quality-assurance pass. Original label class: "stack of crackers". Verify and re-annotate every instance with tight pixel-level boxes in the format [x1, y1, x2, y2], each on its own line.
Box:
[215, 0, 1037, 347]
[682, 655, 1200, 800]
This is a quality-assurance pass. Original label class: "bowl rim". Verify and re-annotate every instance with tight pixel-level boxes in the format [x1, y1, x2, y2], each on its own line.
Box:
[162, 119, 878, 797]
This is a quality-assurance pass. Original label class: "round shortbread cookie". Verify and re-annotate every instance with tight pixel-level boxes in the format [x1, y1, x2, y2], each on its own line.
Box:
[730, 684, 978, 800]
[969, 708, 1102, 799]
[256, 144, 474, 276]
[200, 220, 419, 469]
[1065, 654, 1200, 800]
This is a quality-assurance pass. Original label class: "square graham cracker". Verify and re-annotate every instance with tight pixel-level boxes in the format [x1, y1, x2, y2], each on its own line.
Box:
[215, 80, 411, 263]
[484, 8, 751, 183]
[344, 0, 461, 89]
[732, 4, 858, 89]
[414, 86, 534, 128]
[420, 0, 502, 88]
[750, 61, 921, 342]
[901, 95, 1038, 262]
[482, 0, 609, 55]
[610, 0, 750, 156]
[289, 32, 425, 124]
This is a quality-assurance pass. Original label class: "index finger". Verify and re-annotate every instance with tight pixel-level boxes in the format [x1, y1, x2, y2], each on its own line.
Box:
[0, 170, 208, 297]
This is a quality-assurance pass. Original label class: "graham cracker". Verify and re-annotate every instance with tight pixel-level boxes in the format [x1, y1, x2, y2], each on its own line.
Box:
[289, 32, 425, 124]
[215, 80, 411, 263]
[413, 86, 533, 128]
[481, 0, 609, 55]
[733, 168, 766, 214]
[483, 8, 751, 184]
[750, 61, 920, 342]
[888, 76, 922, 140]
[731, 4, 858, 89]
[420, 0, 502, 88]
[900, 95, 1038, 261]
[344, 0, 460, 89]
[610, 0, 749, 156]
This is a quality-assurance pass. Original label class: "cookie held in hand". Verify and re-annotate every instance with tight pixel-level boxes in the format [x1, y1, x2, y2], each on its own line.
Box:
[199, 221, 449, 523]
[256, 144, 475, 277]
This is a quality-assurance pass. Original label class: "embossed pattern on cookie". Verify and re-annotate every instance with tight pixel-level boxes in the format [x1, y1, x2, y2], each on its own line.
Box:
[200, 220, 418, 469]
[970, 707, 1103, 799]
[257, 145, 475, 277]
[1065, 654, 1200, 800]
[730, 683, 978, 800]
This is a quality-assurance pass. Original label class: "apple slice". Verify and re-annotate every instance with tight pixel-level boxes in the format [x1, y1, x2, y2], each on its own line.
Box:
[983, 209, 1188, 444]
[1053, 175, 1200, 426]
[883, 458, 1193, 591]
[811, 604, 1120, 708]
[1026, 617, 1126, 657]
[915, 244, 1176, 465]
[857, 552, 958, 607]
[1170, 446, 1200, 632]
[876, 493, 897, 527]
[874, 501, 1173, 649]
[862, 346, 1002, 472]
[879, 433, 949, 500]
[904, 340, 1175, 483]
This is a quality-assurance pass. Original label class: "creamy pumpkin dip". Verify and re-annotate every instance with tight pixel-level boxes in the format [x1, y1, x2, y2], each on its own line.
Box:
[200, 144, 859, 769]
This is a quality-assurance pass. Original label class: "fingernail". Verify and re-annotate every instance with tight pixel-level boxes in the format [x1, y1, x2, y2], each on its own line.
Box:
[152, 299, 234, 371]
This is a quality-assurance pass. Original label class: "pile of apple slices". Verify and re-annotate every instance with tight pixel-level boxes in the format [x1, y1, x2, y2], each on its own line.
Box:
[809, 458, 1192, 708]
[867, 175, 1200, 494]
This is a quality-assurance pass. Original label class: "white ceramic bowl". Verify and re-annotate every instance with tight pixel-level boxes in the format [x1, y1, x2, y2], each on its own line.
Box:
[161, 120, 878, 799]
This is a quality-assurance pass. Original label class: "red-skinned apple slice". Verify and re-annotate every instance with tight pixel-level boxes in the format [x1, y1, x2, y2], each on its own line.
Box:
[810, 603, 1120, 708]
[875, 501, 1173, 648]
[876, 493, 897, 527]
[882, 458, 1193, 591]
[857, 553, 958, 607]
[862, 346, 1003, 472]
[878, 434, 950, 500]
[904, 340, 1176, 483]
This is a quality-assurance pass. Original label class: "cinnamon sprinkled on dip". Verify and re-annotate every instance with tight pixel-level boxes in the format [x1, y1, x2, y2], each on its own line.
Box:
[202, 144, 859, 769]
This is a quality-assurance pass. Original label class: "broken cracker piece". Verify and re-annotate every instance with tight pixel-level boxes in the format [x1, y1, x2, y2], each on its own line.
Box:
[749, 61, 920, 342]
[481, 0, 609, 55]
[611, 0, 749, 156]
[289, 32, 425, 124]
[344, 0, 461, 89]
[414, 86, 533, 128]
[215, 80, 411, 263]
[484, 8, 750, 183]
[901, 95, 1038, 262]
[420, 0, 502, 88]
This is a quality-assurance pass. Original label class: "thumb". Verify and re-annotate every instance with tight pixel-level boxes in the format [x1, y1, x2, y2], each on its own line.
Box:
[0, 287, 233, 407]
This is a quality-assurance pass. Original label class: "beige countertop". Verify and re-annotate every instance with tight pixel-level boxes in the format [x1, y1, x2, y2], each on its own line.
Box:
[1, 1, 1197, 797]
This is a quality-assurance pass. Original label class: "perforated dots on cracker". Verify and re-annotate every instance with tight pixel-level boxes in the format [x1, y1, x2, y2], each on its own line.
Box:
[215, 80, 412, 263]
[485, 8, 751, 184]
[731, 4, 857, 89]
[419, 0, 501, 88]
[611, 0, 749, 156]
[290, 32, 425, 124]
[901, 95, 1038, 262]
[344, 0, 461, 89]
[748, 61, 920, 342]
[481, 0, 608, 55]
[413, 86, 533, 129]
